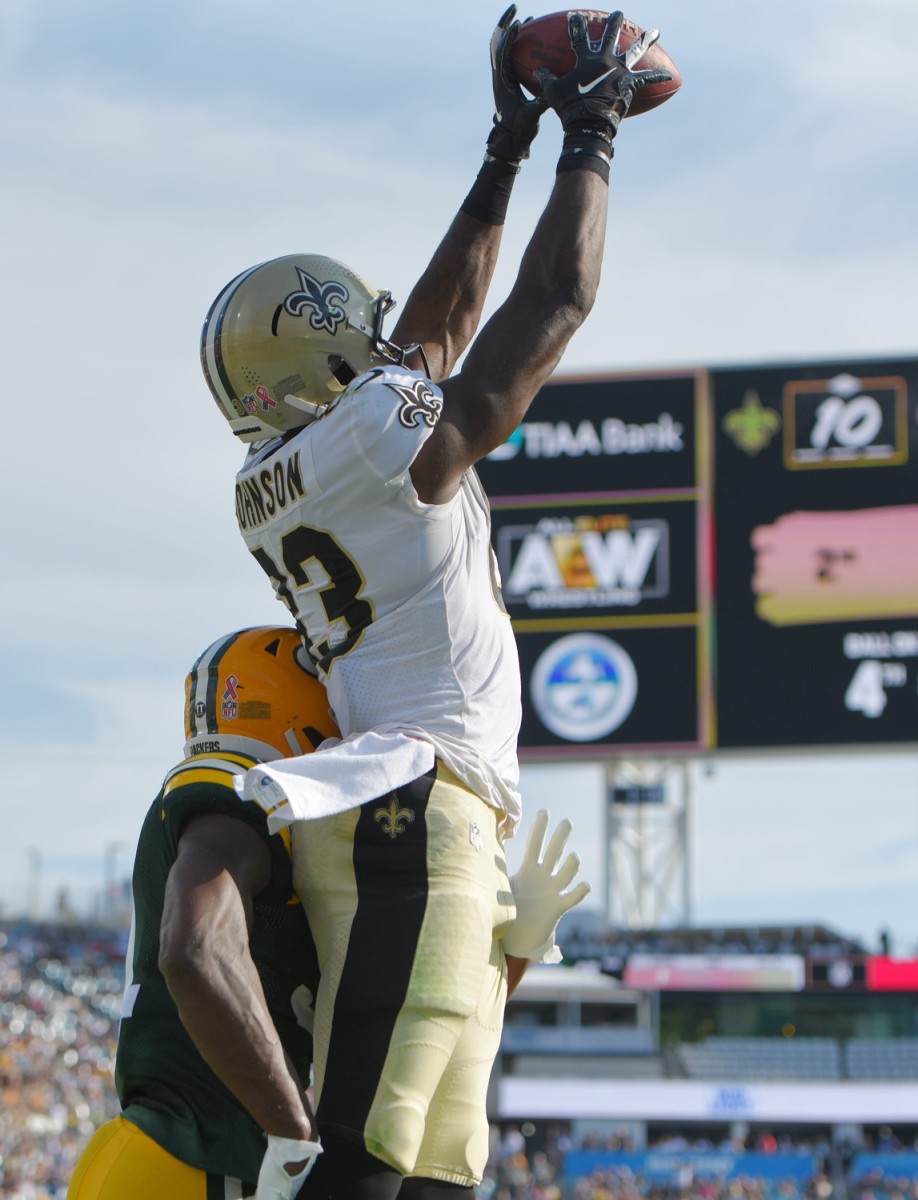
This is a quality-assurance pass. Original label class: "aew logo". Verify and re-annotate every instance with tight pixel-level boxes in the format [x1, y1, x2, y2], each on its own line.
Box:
[498, 515, 669, 610]
[283, 268, 349, 334]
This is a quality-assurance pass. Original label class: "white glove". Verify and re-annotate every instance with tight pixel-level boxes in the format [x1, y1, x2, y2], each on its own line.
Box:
[256, 1134, 322, 1200]
[501, 809, 591, 963]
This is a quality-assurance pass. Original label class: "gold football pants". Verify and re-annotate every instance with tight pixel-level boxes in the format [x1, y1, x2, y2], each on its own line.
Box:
[292, 763, 514, 1187]
[67, 1117, 253, 1200]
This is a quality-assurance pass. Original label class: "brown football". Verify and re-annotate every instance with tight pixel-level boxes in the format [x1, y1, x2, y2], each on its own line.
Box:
[510, 11, 681, 117]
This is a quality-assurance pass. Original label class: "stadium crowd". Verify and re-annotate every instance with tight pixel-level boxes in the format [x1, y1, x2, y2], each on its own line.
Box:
[2, 920, 918, 1199]
[0, 922, 123, 1198]
[478, 1125, 838, 1200]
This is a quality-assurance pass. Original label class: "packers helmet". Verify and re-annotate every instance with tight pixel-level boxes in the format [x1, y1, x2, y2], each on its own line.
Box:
[184, 626, 339, 762]
[201, 253, 412, 443]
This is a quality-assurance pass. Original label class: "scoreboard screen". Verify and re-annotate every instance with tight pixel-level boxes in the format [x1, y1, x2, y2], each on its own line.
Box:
[476, 357, 918, 757]
[712, 357, 918, 749]
[475, 370, 713, 758]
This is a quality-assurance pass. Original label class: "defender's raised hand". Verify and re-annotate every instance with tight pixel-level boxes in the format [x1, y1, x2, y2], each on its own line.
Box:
[502, 809, 592, 963]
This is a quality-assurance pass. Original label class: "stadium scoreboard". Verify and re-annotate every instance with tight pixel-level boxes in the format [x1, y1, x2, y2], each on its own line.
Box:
[475, 356, 918, 757]
[713, 358, 918, 748]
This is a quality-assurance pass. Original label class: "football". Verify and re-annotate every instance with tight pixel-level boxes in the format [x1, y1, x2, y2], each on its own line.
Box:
[510, 11, 681, 117]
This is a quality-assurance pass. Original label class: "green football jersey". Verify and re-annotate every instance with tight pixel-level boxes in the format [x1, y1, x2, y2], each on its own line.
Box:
[115, 752, 318, 1184]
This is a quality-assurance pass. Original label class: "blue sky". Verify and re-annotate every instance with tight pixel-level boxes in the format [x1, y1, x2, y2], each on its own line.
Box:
[1, 0, 916, 949]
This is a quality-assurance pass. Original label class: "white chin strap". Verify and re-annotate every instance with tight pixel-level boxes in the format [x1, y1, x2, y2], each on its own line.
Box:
[229, 396, 326, 442]
[284, 728, 306, 756]
[284, 394, 329, 418]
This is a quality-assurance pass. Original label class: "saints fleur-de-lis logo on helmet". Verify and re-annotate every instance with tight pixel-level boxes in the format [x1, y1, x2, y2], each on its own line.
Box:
[283, 268, 350, 334]
[374, 797, 416, 839]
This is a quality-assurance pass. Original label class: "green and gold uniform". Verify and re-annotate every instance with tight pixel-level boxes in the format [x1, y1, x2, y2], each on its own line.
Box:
[69, 752, 319, 1198]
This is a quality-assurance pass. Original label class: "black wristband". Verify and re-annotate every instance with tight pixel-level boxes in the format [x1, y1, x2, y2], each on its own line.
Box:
[556, 129, 613, 183]
[460, 155, 520, 226]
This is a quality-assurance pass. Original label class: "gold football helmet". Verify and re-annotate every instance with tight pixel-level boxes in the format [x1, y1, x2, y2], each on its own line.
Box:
[184, 626, 339, 761]
[200, 253, 411, 442]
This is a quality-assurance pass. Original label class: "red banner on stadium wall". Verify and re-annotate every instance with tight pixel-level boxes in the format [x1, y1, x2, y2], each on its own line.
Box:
[866, 956, 918, 990]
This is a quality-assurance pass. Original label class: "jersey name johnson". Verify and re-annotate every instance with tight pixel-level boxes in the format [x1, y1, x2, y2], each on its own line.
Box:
[236, 450, 307, 533]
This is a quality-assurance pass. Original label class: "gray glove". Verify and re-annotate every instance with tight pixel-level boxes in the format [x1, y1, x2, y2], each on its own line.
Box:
[502, 809, 591, 962]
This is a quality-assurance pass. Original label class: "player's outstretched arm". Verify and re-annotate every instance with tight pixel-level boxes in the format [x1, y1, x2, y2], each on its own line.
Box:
[159, 814, 317, 1145]
[411, 11, 671, 504]
[391, 6, 545, 382]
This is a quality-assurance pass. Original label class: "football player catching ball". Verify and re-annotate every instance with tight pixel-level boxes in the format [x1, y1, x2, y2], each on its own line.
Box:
[200, 8, 663, 1198]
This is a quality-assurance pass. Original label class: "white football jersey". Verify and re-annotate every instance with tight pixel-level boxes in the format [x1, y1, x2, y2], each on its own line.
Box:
[235, 366, 522, 830]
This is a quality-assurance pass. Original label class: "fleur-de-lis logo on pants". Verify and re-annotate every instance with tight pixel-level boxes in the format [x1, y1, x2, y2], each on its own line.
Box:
[374, 798, 415, 839]
[283, 268, 350, 334]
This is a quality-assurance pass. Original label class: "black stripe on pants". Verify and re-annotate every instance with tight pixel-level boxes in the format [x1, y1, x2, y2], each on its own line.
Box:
[317, 767, 436, 1142]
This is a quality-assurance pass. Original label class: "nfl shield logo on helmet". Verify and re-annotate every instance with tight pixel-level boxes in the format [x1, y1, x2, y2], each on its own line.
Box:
[222, 674, 239, 721]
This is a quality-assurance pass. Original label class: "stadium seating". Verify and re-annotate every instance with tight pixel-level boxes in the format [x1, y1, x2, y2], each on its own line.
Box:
[845, 1037, 918, 1079]
[677, 1035, 843, 1080]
